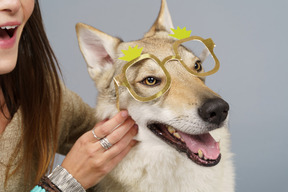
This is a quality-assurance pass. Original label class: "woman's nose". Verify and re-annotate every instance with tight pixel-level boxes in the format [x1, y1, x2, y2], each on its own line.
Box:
[0, 0, 21, 14]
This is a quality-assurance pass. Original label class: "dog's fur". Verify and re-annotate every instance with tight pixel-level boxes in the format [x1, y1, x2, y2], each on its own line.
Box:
[76, 0, 234, 191]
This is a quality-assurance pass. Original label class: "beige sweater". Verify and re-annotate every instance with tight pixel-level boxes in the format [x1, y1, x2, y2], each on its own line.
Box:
[0, 85, 97, 192]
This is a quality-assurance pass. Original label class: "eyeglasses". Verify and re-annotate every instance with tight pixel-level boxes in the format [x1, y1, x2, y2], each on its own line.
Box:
[114, 36, 220, 110]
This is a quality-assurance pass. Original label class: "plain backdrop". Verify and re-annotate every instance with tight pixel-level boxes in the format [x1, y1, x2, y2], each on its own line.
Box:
[39, 0, 288, 191]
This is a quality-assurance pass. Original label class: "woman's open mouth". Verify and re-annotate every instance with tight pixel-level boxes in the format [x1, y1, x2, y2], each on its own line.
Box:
[0, 25, 18, 48]
[148, 123, 221, 167]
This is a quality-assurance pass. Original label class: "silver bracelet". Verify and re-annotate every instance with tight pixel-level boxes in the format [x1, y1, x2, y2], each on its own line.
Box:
[48, 165, 86, 192]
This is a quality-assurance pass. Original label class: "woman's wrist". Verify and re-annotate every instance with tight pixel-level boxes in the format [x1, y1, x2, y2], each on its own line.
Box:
[31, 165, 85, 192]
[47, 165, 86, 192]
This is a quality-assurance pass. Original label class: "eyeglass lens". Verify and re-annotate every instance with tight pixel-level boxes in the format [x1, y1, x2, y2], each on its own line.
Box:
[177, 39, 216, 74]
[126, 58, 168, 98]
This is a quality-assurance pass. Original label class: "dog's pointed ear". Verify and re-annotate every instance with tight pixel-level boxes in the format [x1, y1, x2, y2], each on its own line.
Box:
[76, 23, 121, 80]
[144, 0, 174, 37]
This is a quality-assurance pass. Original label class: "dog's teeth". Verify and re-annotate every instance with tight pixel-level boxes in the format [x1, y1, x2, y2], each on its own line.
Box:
[173, 132, 181, 139]
[168, 126, 176, 134]
[198, 149, 204, 159]
[204, 156, 208, 160]
[167, 126, 185, 142]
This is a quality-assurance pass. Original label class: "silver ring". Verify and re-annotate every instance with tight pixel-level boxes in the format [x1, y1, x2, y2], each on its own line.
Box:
[92, 128, 102, 140]
[100, 137, 112, 150]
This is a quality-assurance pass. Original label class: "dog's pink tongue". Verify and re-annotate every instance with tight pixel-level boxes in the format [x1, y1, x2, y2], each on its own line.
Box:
[178, 132, 220, 159]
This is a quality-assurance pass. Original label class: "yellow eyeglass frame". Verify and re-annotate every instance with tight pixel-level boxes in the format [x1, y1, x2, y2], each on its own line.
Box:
[114, 36, 220, 110]
[173, 36, 220, 77]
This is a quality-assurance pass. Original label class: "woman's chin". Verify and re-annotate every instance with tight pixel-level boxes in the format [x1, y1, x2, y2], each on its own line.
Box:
[0, 55, 17, 75]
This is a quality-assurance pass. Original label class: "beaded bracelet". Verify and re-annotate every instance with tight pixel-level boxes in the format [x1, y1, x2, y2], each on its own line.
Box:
[31, 176, 62, 192]
[39, 176, 62, 192]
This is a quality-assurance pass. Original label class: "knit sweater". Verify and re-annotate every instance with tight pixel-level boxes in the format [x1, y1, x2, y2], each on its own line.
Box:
[0, 85, 97, 192]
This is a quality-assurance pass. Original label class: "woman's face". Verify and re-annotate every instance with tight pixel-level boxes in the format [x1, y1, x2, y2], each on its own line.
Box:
[0, 0, 34, 75]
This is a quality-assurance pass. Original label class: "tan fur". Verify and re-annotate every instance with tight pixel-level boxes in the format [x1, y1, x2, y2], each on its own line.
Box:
[76, 0, 234, 191]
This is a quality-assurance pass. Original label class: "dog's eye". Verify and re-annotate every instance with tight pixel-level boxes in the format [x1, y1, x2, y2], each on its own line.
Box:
[194, 60, 202, 72]
[141, 77, 160, 86]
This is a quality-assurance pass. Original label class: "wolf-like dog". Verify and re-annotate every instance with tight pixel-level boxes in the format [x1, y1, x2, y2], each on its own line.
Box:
[76, 0, 234, 191]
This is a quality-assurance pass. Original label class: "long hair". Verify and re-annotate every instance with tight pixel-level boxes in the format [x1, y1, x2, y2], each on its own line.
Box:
[1, 0, 62, 186]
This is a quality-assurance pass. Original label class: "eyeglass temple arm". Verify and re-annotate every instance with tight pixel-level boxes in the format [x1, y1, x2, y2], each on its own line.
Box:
[113, 80, 120, 112]
[113, 73, 127, 112]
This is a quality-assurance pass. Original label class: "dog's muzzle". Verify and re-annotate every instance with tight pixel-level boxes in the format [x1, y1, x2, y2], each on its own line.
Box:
[147, 97, 229, 167]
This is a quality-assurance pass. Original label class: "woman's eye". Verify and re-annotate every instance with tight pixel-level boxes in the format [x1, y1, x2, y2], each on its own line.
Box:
[194, 60, 202, 72]
[141, 77, 160, 86]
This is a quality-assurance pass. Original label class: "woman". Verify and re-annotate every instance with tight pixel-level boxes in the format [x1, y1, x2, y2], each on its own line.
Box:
[0, 0, 138, 191]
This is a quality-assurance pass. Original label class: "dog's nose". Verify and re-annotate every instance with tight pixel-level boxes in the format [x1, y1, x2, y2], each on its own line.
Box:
[198, 98, 229, 126]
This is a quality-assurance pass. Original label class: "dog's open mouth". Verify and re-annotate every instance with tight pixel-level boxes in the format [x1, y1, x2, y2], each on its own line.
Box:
[148, 123, 221, 167]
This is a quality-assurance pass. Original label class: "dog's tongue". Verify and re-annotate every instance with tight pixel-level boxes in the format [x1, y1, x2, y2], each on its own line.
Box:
[178, 132, 220, 159]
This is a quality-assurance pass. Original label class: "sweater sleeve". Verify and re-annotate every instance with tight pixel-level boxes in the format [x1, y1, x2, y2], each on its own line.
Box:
[57, 84, 97, 155]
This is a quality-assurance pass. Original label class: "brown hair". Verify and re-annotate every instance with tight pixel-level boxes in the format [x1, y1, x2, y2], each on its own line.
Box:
[0, 0, 62, 186]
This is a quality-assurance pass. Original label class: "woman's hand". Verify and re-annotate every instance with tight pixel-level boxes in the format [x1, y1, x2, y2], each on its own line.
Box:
[61, 110, 138, 189]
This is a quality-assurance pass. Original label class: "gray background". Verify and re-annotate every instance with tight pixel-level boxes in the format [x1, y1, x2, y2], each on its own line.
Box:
[39, 0, 288, 191]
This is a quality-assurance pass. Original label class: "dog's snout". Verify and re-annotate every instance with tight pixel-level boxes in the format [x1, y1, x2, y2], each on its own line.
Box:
[198, 98, 229, 126]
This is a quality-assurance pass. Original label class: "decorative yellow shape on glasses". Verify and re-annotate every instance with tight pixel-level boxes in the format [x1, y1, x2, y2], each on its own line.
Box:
[119, 45, 143, 61]
[169, 26, 191, 40]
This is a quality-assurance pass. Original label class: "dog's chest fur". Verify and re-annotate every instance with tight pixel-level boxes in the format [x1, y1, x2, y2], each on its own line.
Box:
[94, 126, 234, 192]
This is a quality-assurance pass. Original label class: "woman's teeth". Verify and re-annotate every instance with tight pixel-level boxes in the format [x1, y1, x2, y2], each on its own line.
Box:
[0, 25, 18, 30]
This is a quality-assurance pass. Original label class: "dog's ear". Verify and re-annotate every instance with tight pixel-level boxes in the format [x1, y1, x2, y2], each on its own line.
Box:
[145, 0, 174, 37]
[76, 23, 121, 80]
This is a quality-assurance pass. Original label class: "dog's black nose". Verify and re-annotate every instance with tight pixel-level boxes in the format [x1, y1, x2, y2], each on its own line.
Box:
[198, 98, 229, 126]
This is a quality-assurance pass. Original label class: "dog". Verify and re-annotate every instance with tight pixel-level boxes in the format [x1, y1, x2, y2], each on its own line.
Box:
[76, 0, 234, 191]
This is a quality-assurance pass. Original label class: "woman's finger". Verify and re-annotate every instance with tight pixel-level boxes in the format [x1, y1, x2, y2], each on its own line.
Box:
[104, 124, 138, 157]
[92, 117, 136, 153]
[104, 117, 136, 144]
[89, 119, 108, 141]
[89, 110, 129, 142]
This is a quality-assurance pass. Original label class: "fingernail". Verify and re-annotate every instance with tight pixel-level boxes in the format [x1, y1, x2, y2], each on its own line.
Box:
[120, 110, 128, 118]
[133, 124, 138, 134]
